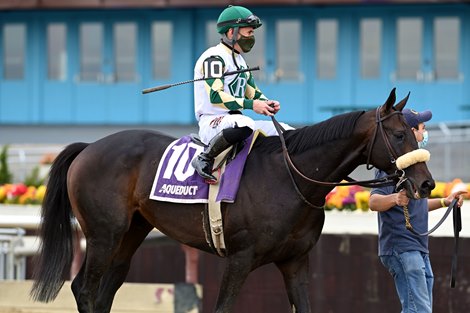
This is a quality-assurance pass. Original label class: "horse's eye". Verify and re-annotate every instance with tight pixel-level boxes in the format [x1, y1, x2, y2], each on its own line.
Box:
[395, 133, 405, 141]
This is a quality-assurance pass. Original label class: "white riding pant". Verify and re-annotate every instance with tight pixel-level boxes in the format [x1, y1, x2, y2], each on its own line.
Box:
[198, 114, 294, 144]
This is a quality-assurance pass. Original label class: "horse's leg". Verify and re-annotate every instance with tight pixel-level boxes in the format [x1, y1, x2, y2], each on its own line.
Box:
[72, 216, 131, 313]
[71, 253, 87, 305]
[276, 254, 312, 313]
[94, 213, 153, 313]
[72, 241, 110, 312]
[214, 251, 254, 313]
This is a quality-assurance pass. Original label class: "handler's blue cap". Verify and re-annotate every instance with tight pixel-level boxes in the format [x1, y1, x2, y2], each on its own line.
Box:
[402, 109, 432, 129]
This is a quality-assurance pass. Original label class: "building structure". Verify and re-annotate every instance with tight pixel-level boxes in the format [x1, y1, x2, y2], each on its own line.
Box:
[1, 2, 469, 312]
[1, 0, 469, 135]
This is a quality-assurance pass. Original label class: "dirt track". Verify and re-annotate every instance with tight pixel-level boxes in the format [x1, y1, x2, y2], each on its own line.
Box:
[0, 280, 195, 313]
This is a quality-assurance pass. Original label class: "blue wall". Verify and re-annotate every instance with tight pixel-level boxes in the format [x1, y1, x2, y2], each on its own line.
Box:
[0, 4, 469, 126]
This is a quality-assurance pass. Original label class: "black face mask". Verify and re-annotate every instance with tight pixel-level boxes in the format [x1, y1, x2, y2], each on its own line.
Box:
[237, 34, 255, 53]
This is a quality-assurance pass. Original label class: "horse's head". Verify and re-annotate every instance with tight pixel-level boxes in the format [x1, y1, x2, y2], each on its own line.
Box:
[363, 88, 435, 199]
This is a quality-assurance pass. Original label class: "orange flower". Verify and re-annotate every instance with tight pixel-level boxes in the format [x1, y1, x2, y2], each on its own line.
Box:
[40, 153, 57, 165]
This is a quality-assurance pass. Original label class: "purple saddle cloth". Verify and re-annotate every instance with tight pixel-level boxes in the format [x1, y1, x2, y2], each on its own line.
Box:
[150, 133, 255, 203]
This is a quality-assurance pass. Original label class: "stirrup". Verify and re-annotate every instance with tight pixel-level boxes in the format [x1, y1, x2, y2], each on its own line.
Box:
[199, 171, 217, 182]
[192, 156, 216, 181]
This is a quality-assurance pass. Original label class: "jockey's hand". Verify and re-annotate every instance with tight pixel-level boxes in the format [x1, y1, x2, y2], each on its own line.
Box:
[395, 189, 410, 207]
[266, 100, 280, 114]
[253, 99, 280, 116]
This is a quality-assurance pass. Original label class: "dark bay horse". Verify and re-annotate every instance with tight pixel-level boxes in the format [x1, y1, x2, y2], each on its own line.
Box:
[31, 89, 435, 313]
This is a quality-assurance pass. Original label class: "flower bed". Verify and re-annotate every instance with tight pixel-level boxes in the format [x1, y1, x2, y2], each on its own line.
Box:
[0, 183, 46, 205]
[0, 146, 52, 205]
[1, 179, 468, 210]
[324, 178, 469, 211]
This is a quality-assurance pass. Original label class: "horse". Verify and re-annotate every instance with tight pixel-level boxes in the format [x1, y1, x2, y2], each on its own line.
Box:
[31, 88, 435, 313]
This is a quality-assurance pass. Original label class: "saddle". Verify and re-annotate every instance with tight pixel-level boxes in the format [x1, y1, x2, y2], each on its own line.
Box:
[150, 131, 263, 257]
[189, 133, 246, 170]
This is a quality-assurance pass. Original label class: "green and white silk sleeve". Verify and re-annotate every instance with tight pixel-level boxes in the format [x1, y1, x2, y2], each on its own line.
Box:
[203, 56, 255, 111]
[205, 77, 252, 110]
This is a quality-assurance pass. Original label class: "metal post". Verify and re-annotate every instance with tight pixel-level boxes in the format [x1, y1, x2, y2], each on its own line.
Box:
[0, 242, 6, 280]
[0, 228, 26, 280]
[6, 243, 14, 280]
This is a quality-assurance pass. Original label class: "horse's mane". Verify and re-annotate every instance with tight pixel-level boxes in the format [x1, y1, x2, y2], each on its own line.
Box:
[255, 110, 365, 154]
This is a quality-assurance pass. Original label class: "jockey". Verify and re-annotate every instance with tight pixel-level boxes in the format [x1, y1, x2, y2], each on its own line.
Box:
[192, 5, 294, 181]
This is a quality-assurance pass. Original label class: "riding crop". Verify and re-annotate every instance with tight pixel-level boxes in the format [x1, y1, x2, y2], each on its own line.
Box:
[142, 66, 260, 94]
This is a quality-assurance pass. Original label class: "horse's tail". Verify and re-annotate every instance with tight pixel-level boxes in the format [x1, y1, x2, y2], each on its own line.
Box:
[30, 142, 89, 303]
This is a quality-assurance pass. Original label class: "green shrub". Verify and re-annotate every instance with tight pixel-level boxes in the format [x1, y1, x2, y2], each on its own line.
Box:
[0, 145, 12, 184]
[24, 166, 45, 187]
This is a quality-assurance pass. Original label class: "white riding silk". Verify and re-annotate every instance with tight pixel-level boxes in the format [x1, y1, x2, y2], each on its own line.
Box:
[198, 114, 293, 144]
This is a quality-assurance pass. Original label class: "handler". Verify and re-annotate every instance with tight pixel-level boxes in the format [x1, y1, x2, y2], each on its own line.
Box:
[191, 5, 294, 181]
[369, 108, 466, 313]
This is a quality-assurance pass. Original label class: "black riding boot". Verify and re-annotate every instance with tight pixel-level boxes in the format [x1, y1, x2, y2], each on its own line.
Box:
[192, 131, 232, 181]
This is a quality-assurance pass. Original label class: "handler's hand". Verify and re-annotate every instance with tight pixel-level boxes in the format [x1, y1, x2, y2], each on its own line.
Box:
[253, 99, 280, 116]
[395, 189, 410, 207]
[444, 190, 467, 208]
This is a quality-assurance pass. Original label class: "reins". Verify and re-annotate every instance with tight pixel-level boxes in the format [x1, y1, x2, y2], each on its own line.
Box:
[271, 107, 462, 288]
[403, 199, 457, 236]
[270, 109, 400, 209]
[403, 198, 461, 288]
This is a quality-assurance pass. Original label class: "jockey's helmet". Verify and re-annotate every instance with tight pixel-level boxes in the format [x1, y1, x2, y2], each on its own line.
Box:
[216, 5, 262, 34]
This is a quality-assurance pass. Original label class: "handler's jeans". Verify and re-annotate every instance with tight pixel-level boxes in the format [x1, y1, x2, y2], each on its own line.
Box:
[380, 251, 434, 313]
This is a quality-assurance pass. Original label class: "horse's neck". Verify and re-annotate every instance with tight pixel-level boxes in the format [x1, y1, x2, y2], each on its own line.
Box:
[291, 138, 366, 197]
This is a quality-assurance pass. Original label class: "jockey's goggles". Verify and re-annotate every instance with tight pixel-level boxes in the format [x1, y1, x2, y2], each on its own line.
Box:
[217, 14, 261, 29]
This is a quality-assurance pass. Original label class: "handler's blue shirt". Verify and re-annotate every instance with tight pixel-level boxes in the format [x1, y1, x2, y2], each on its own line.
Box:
[371, 170, 429, 256]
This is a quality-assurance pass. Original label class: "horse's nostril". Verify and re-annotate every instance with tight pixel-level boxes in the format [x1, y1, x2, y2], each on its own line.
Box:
[421, 180, 435, 191]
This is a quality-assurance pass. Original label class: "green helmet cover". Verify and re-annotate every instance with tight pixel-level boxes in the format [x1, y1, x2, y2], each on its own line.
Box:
[216, 5, 262, 34]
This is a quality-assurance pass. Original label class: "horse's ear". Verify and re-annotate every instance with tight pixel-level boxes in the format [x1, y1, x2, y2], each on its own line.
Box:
[394, 91, 410, 112]
[383, 88, 396, 111]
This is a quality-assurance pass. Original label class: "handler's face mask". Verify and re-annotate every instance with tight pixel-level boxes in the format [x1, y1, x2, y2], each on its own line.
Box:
[418, 130, 429, 149]
[237, 34, 255, 53]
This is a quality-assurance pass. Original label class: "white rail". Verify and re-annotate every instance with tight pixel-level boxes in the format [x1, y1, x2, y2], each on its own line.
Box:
[0, 227, 27, 280]
[3, 144, 63, 183]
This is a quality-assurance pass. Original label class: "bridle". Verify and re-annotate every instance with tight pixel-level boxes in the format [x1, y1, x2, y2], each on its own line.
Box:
[271, 106, 403, 208]
[272, 108, 462, 287]
[366, 106, 402, 170]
